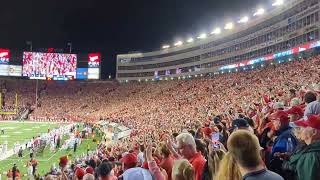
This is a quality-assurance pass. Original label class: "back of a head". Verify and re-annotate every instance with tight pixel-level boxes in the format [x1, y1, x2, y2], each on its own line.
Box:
[83, 173, 95, 180]
[159, 142, 171, 158]
[227, 130, 261, 169]
[172, 159, 195, 180]
[98, 162, 113, 178]
[176, 133, 196, 150]
[122, 167, 153, 180]
[304, 91, 317, 104]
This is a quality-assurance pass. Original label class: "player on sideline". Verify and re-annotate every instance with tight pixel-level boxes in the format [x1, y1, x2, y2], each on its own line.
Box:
[1, 128, 4, 135]
[18, 147, 23, 159]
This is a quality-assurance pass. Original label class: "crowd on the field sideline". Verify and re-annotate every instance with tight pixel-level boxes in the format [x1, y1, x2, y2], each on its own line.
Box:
[1, 54, 320, 180]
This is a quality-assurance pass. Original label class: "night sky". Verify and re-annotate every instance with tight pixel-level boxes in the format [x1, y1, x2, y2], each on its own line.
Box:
[0, 0, 266, 78]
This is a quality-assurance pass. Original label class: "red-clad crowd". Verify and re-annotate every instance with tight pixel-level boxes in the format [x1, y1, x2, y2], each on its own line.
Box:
[2, 55, 320, 180]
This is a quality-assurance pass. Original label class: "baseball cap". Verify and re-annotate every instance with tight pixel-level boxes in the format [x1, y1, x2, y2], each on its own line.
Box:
[122, 167, 153, 180]
[269, 111, 289, 124]
[120, 153, 137, 168]
[85, 166, 94, 174]
[201, 127, 213, 136]
[59, 156, 68, 167]
[75, 168, 85, 179]
[273, 102, 285, 109]
[285, 106, 304, 117]
[232, 118, 249, 130]
[293, 115, 320, 130]
[290, 98, 301, 107]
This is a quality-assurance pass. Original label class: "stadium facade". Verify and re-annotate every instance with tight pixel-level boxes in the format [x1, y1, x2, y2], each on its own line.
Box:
[116, 0, 320, 82]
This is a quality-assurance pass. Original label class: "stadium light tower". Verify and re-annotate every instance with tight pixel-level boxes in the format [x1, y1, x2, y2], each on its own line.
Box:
[272, 0, 284, 6]
[253, 8, 265, 16]
[211, 28, 221, 35]
[187, 38, 194, 43]
[174, 41, 183, 46]
[162, 45, 170, 49]
[197, 33, 207, 39]
[238, 16, 249, 23]
[224, 22, 234, 30]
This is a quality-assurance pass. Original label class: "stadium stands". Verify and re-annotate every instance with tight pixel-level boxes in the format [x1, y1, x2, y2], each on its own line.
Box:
[1, 54, 320, 180]
[1, 0, 320, 179]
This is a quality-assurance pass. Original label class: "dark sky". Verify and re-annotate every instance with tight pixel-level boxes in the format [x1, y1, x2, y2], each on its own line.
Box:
[0, 0, 266, 78]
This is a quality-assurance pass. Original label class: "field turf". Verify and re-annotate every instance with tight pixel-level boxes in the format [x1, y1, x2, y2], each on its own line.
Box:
[0, 121, 100, 177]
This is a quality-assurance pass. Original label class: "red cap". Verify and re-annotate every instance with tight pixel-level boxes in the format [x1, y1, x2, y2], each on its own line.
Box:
[85, 166, 94, 174]
[120, 153, 137, 168]
[270, 111, 289, 124]
[294, 115, 320, 130]
[202, 127, 213, 136]
[75, 168, 85, 179]
[286, 106, 304, 117]
[59, 156, 68, 167]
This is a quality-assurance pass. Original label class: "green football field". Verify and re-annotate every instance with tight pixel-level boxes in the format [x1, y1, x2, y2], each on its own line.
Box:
[0, 121, 100, 177]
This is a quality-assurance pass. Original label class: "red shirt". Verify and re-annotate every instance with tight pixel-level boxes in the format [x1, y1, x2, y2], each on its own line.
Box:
[189, 152, 206, 180]
[160, 156, 174, 180]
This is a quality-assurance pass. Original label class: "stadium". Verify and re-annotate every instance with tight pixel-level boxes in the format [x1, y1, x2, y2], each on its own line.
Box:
[0, 0, 320, 180]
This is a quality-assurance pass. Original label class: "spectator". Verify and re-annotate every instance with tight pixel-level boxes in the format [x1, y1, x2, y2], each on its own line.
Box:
[227, 130, 284, 180]
[215, 152, 241, 180]
[172, 159, 195, 180]
[288, 115, 320, 180]
[97, 162, 117, 180]
[75, 168, 85, 180]
[231, 118, 253, 133]
[158, 143, 174, 180]
[175, 133, 206, 180]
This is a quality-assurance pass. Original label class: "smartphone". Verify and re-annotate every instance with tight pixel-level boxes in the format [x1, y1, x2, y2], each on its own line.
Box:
[211, 133, 220, 149]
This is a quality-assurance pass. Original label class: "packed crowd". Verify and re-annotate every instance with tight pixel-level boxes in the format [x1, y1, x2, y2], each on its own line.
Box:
[1, 54, 320, 180]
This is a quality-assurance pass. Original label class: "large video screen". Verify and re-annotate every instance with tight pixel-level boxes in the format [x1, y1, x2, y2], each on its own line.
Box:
[23, 52, 77, 80]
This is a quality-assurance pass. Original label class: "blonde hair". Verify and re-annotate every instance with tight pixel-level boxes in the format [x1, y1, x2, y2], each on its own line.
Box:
[208, 149, 225, 179]
[214, 153, 242, 180]
[172, 159, 195, 180]
[227, 130, 261, 168]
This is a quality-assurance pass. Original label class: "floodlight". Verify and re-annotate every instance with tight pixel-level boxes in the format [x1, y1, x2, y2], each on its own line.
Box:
[187, 38, 194, 43]
[197, 33, 207, 39]
[174, 41, 183, 46]
[272, 0, 284, 6]
[224, 22, 234, 30]
[254, 8, 265, 16]
[211, 28, 221, 34]
[238, 16, 249, 23]
[162, 45, 170, 49]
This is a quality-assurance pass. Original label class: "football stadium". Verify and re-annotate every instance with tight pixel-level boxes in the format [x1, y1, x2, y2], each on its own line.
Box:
[1, 0, 320, 179]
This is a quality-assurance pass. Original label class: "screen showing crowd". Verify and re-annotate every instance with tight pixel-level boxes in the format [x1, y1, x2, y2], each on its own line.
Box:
[22, 52, 77, 80]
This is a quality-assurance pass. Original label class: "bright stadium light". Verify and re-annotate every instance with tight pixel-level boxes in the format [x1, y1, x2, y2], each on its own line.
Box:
[187, 38, 194, 43]
[224, 22, 234, 30]
[272, 0, 284, 6]
[197, 33, 207, 39]
[174, 41, 183, 46]
[211, 28, 221, 35]
[162, 45, 170, 49]
[238, 16, 249, 23]
[254, 8, 265, 16]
